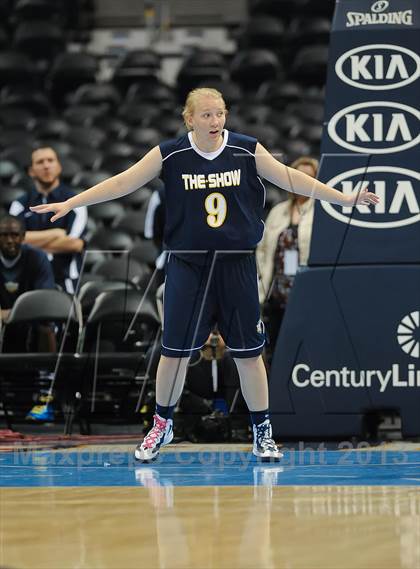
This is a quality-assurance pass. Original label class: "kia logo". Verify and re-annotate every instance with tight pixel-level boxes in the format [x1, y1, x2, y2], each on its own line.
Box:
[335, 44, 420, 90]
[327, 101, 420, 153]
[322, 166, 420, 229]
[371, 0, 389, 12]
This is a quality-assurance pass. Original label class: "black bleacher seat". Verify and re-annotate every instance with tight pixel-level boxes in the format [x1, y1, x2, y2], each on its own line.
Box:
[93, 117, 129, 140]
[96, 149, 144, 173]
[80, 248, 105, 272]
[116, 49, 161, 69]
[66, 125, 107, 149]
[176, 50, 226, 102]
[250, 0, 308, 19]
[154, 113, 184, 138]
[0, 288, 83, 428]
[230, 49, 282, 91]
[286, 100, 325, 125]
[239, 15, 285, 50]
[112, 50, 161, 93]
[197, 79, 243, 107]
[33, 118, 70, 140]
[286, 17, 331, 48]
[78, 279, 137, 319]
[303, 124, 323, 146]
[69, 146, 102, 171]
[7, 170, 33, 191]
[117, 102, 162, 127]
[129, 240, 159, 268]
[0, 128, 36, 151]
[224, 113, 246, 133]
[0, 51, 37, 88]
[104, 156, 137, 176]
[0, 289, 82, 354]
[0, 24, 9, 48]
[119, 187, 152, 210]
[0, 86, 51, 115]
[146, 178, 164, 191]
[259, 82, 303, 108]
[91, 257, 150, 287]
[284, 139, 313, 163]
[265, 186, 285, 209]
[296, 0, 335, 17]
[12, 0, 62, 22]
[63, 104, 108, 126]
[13, 20, 65, 61]
[47, 52, 98, 107]
[112, 210, 147, 238]
[88, 202, 125, 227]
[237, 103, 271, 124]
[0, 144, 34, 169]
[0, 185, 26, 208]
[0, 0, 9, 21]
[68, 83, 121, 111]
[0, 159, 20, 184]
[87, 227, 133, 251]
[57, 155, 82, 184]
[103, 141, 137, 160]
[81, 289, 159, 352]
[291, 45, 329, 86]
[0, 107, 35, 129]
[70, 288, 160, 430]
[71, 170, 111, 189]
[126, 127, 160, 149]
[244, 124, 280, 149]
[271, 111, 303, 139]
[125, 81, 174, 105]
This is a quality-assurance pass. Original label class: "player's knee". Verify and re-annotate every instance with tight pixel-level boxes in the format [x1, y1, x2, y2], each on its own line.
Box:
[233, 355, 262, 366]
[160, 354, 190, 368]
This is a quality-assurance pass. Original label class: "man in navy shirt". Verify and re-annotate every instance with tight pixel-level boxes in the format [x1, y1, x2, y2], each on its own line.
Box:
[0, 214, 57, 419]
[9, 147, 88, 293]
[30, 88, 379, 462]
[0, 215, 55, 319]
[0, 213, 55, 354]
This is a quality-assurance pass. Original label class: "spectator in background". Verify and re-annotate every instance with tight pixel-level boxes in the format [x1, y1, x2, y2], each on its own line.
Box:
[256, 157, 319, 359]
[9, 147, 88, 293]
[0, 214, 55, 346]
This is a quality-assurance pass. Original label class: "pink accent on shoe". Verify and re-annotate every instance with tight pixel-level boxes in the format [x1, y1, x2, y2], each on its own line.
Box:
[142, 414, 168, 449]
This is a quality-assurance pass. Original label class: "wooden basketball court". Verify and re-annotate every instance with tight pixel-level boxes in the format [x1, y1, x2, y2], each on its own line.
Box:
[1, 442, 420, 568]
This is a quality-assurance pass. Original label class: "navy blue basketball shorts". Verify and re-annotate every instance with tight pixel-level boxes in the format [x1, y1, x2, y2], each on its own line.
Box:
[161, 253, 265, 359]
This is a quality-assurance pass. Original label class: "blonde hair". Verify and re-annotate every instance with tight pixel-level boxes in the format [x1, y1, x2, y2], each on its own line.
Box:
[182, 87, 227, 130]
[290, 156, 319, 175]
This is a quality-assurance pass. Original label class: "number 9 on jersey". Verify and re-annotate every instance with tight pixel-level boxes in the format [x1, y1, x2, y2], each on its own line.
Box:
[205, 192, 227, 228]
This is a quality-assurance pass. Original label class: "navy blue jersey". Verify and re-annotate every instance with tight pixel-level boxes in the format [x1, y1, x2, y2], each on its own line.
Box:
[9, 183, 88, 291]
[0, 244, 55, 309]
[159, 130, 265, 257]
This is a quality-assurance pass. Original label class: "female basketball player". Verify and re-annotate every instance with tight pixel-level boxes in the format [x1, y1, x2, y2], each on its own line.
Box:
[30, 88, 379, 462]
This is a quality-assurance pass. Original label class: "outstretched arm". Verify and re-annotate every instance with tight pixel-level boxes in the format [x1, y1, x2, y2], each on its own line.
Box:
[255, 144, 379, 207]
[30, 146, 163, 222]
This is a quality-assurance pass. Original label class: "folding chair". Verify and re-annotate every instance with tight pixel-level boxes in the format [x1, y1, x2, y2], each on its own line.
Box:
[0, 289, 83, 429]
[74, 289, 161, 431]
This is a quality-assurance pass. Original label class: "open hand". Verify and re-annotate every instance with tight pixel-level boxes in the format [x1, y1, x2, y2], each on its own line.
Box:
[29, 201, 71, 223]
[350, 188, 380, 207]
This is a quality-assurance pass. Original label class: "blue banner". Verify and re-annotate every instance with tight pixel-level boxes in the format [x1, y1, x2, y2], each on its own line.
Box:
[308, 0, 419, 265]
[269, 266, 420, 437]
[270, 0, 420, 438]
